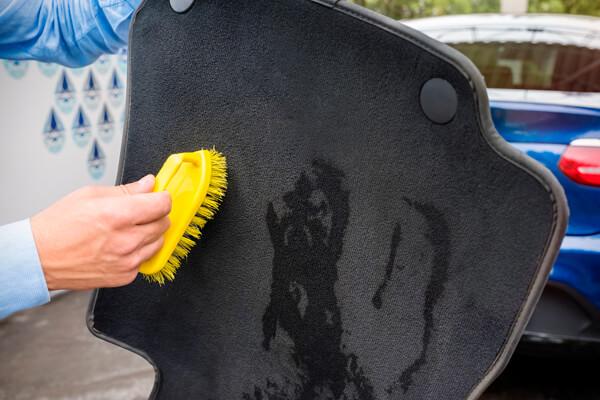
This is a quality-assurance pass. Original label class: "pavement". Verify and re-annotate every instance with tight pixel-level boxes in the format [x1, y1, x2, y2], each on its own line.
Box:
[1, 291, 598, 400]
[0, 292, 153, 400]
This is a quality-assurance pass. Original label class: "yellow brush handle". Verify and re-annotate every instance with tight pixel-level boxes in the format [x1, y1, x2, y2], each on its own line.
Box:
[138, 150, 212, 276]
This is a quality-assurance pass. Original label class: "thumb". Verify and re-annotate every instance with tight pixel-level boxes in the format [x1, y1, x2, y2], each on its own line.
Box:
[120, 174, 155, 196]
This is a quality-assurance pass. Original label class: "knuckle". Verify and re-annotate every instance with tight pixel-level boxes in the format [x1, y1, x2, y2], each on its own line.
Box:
[105, 242, 121, 257]
[119, 184, 132, 196]
[98, 203, 120, 225]
[126, 252, 143, 270]
[108, 207, 130, 227]
[126, 239, 141, 255]
[87, 205, 113, 233]
[100, 211, 115, 227]
[112, 238, 138, 256]
[120, 257, 135, 272]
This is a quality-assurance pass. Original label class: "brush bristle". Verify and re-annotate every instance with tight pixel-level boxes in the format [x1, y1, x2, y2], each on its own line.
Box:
[145, 149, 227, 285]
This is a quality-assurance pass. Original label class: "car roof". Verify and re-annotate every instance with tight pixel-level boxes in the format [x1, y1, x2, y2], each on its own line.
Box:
[402, 14, 600, 49]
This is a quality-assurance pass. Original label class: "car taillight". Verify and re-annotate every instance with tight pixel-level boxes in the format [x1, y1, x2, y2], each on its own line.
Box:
[559, 139, 600, 187]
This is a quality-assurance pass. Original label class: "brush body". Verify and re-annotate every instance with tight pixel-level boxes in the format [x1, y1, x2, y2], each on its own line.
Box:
[138, 149, 227, 284]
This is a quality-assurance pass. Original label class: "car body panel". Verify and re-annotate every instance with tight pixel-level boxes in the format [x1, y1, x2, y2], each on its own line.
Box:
[491, 101, 600, 145]
[405, 14, 600, 341]
[553, 234, 600, 311]
[509, 134, 600, 236]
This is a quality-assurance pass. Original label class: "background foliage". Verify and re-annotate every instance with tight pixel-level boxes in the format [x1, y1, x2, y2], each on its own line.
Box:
[350, 0, 600, 19]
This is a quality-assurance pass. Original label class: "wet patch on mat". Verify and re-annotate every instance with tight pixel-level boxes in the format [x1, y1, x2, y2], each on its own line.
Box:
[245, 161, 452, 399]
[245, 160, 375, 400]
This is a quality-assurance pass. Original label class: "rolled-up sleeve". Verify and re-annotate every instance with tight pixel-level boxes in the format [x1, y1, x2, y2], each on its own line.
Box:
[0, 219, 50, 319]
[0, 0, 141, 67]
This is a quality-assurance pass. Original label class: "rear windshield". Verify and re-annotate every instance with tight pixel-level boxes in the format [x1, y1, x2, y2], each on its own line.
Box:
[450, 42, 600, 92]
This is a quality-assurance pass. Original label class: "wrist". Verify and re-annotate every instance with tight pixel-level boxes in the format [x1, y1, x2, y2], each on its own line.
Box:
[30, 214, 57, 291]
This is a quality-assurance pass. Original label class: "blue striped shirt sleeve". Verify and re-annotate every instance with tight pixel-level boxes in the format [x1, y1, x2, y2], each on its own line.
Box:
[0, 0, 141, 67]
[0, 219, 50, 319]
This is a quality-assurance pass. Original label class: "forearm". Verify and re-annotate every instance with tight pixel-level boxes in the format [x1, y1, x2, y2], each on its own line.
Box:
[0, 219, 50, 320]
[0, 0, 140, 67]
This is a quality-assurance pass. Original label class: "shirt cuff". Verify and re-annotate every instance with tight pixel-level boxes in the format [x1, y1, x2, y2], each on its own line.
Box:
[0, 219, 50, 319]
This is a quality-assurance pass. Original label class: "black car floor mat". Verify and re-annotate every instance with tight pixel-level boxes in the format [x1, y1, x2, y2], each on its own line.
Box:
[87, 1, 568, 399]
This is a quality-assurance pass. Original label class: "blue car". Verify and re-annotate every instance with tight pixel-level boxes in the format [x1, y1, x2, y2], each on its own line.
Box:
[405, 14, 600, 344]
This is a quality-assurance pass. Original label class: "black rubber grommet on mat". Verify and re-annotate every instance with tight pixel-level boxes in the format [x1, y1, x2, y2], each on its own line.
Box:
[419, 78, 458, 124]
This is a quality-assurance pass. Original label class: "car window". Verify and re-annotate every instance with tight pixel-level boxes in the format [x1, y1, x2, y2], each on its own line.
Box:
[451, 42, 600, 92]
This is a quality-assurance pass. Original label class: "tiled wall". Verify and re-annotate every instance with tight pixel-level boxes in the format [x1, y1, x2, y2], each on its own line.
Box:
[0, 51, 128, 224]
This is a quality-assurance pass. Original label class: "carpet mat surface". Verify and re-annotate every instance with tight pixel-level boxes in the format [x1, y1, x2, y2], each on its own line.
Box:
[88, 1, 567, 399]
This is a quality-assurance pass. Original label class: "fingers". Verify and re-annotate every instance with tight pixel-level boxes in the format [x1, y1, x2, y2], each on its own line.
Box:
[80, 175, 156, 198]
[104, 216, 168, 288]
[132, 216, 171, 247]
[112, 237, 164, 286]
[131, 192, 172, 225]
[132, 236, 165, 269]
[109, 191, 172, 226]
[81, 174, 170, 227]
[120, 174, 156, 195]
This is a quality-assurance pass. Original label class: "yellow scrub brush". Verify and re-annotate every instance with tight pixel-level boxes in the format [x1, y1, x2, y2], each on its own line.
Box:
[139, 149, 227, 284]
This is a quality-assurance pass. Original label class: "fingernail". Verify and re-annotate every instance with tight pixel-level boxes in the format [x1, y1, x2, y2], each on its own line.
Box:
[140, 174, 154, 187]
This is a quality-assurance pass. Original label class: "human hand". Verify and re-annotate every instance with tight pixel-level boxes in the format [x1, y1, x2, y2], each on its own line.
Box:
[30, 175, 171, 290]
